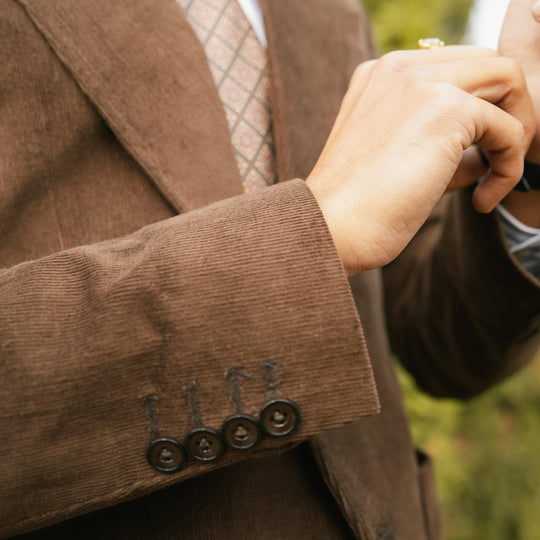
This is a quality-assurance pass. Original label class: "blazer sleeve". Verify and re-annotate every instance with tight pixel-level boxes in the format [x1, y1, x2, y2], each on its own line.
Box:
[383, 188, 540, 399]
[0, 3, 379, 537]
[0, 179, 380, 538]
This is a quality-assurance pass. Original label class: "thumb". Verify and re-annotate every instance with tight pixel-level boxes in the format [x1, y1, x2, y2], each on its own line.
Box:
[533, 0, 540, 22]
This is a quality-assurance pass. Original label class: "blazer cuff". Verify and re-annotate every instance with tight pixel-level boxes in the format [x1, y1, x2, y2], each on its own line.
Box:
[1, 178, 379, 537]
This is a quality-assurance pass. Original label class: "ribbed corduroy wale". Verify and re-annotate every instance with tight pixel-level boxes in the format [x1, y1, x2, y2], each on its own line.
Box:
[1, 1, 540, 539]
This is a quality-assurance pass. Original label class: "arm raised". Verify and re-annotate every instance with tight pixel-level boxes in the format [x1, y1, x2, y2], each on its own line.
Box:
[306, 46, 534, 275]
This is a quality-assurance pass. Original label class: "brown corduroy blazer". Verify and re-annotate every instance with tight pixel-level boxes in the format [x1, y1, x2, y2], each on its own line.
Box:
[1, 1, 540, 539]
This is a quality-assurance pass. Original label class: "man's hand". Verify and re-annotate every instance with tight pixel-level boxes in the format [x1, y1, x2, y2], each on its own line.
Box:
[498, 0, 540, 228]
[306, 47, 534, 276]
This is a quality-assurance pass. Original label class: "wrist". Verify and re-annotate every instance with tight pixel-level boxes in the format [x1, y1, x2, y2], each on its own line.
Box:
[305, 180, 357, 276]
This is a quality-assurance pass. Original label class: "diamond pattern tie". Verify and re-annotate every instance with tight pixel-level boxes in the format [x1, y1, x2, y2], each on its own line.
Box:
[177, 0, 277, 192]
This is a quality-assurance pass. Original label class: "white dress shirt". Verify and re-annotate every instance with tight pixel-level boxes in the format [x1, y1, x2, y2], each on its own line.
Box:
[237, 0, 267, 48]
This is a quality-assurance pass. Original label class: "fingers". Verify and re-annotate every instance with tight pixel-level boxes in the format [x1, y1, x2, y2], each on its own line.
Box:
[534, 0, 540, 22]
[376, 51, 532, 139]
[501, 0, 540, 59]
[380, 46, 499, 67]
[470, 99, 526, 212]
[421, 56, 535, 147]
[501, 0, 540, 163]
[309, 44, 532, 273]
[340, 47, 531, 215]
[375, 50, 534, 206]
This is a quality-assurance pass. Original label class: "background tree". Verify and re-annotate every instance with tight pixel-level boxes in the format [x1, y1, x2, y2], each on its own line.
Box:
[363, 0, 473, 51]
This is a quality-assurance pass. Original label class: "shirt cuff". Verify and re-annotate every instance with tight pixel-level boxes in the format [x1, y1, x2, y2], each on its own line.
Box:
[496, 204, 540, 280]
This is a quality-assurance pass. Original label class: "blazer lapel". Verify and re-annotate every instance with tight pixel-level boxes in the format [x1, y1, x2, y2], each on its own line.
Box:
[17, 0, 243, 213]
[16, 0, 378, 207]
[260, 0, 378, 182]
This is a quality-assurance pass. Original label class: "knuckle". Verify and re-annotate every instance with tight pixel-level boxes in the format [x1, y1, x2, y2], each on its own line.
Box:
[431, 82, 463, 111]
[500, 56, 523, 80]
[417, 83, 472, 142]
[464, 46, 499, 58]
[496, 57, 526, 94]
[479, 47, 499, 58]
[379, 50, 408, 71]
[499, 116, 526, 157]
[351, 60, 374, 84]
[511, 116, 526, 141]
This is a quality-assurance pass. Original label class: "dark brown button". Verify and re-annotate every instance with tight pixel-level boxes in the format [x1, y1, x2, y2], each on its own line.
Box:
[222, 415, 261, 450]
[147, 438, 186, 473]
[185, 428, 224, 461]
[260, 399, 299, 437]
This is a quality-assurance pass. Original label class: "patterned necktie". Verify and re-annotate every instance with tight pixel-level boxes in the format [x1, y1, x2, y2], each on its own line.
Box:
[177, 0, 277, 192]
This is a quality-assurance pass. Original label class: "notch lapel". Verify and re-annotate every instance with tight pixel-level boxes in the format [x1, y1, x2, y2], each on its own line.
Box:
[17, 0, 243, 213]
[260, 0, 378, 182]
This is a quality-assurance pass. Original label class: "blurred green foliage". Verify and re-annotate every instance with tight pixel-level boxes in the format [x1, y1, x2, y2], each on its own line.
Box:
[397, 352, 540, 540]
[363, 0, 473, 52]
[360, 3, 540, 539]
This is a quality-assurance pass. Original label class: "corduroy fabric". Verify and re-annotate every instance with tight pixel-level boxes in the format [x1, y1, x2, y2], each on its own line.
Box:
[0, 177, 379, 536]
[384, 190, 540, 399]
[0, 0, 539, 539]
[14, 445, 358, 540]
[18, 0, 243, 214]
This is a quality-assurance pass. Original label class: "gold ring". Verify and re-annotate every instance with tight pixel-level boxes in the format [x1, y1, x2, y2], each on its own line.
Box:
[418, 37, 445, 49]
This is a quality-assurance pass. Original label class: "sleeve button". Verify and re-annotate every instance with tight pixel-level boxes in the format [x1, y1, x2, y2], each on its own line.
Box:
[259, 399, 299, 437]
[147, 438, 186, 473]
[222, 415, 261, 450]
[185, 428, 224, 461]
